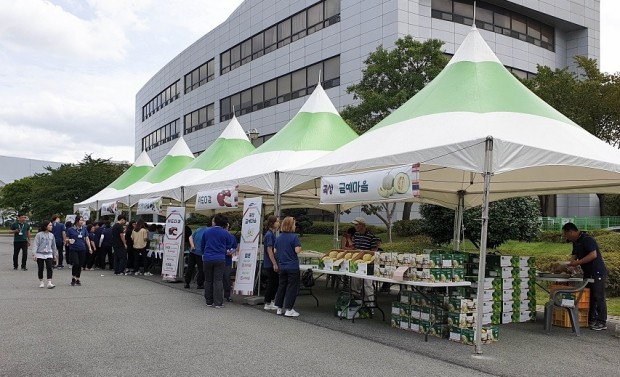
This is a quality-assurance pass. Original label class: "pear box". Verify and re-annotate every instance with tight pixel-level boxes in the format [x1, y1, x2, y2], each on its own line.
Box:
[429, 250, 443, 268]
[418, 320, 432, 335]
[447, 312, 477, 328]
[399, 291, 411, 305]
[452, 268, 465, 282]
[416, 253, 431, 268]
[485, 255, 514, 267]
[430, 324, 450, 338]
[409, 317, 421, 332]
[391, 314, 401, 328]
[410, 304, 421, 319]
[468, 277, 501, 290]
[488, 266, 513, 279]
[431, 268, 452, 283]
[451, 252, 466, 268]
[391, 302, 402, 315]
[441, 253, 453, 268]
[430, 307, 448, 323]
[420, 307, 431, 321]
[448, 297, 477, 314]
[481, 312, 501, 325]
[512, 299, 531, 312]
[399, 315, 409, 330]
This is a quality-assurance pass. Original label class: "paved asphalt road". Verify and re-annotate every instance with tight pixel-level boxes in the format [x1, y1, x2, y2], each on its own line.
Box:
[1, 235, 618, 376]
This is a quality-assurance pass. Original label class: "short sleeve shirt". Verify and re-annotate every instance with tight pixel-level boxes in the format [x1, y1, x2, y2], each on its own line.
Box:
[51, 222, 66, 243]
[274, 232, 301, 271]
[352, 231, 379, 250]
[11, 222, 29, 243]
[572, 232, 607, 277]
[263, 230, 276, 268]
[111, 223, 125, 249]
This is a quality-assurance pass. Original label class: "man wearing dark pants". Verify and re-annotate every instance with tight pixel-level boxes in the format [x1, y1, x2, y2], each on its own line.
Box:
[563, 222, 608, 331]
[51, 216, 66, 268]
[185, 226, 205, 289]
[112, 216, 128, 275]
[10, 213, 30, 271]
[201, 214, 232, 308]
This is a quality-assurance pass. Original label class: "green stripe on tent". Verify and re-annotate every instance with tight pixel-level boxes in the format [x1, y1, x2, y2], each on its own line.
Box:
[144, 155, 194, 183]
[371, 61, 577, 131]
[108, 165, 152, 190]
[186, 138, 255, 171]
[254, 112, 358, 153]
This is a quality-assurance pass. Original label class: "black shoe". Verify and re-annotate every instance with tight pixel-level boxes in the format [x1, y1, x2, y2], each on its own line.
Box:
[21, 267, 27, 271]
[225, 297, 233, 302]
[76, 280, 81, 286]
[71, 278, 76, 286]
[184, 284, 190, 289]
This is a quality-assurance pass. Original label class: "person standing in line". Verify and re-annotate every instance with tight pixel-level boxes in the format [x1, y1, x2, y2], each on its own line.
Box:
[66, 215, 92, 286]
[125, 220, 136, 274]
[112, 216, 128, 276]
[84, 223, 98, 270]
[31, 220, 58, 288]
[131, 219, 149, 275]
[99, 221, 114, 270]
[262, 216, 280, 310]
[51, 216, 67, 269]
[201, 214, 232, 308]
[64, 220, 73, 266]
[563, 222, 609, 331]
[185, 224, 206, 289]
[224, 224, 237, 303]
[10, 213, 31, 271]
[273, 217, 302, 317]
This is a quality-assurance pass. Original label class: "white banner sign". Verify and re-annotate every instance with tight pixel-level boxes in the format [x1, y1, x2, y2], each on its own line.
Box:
[320, 164, 420, 204]
[195, 187, 239, 210]
[100, 201, 118, 216]
[234, 197, 262, 296]
[65, 214, 76, 224]
[78, 207, 91, 221]
[136, 197, 163, 215]
[162, 206, 185, 278]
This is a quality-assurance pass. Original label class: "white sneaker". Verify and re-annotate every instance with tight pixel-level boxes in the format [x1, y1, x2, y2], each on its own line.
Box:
[284, 309, 300, 317]
[264, 303, 272, 310]
[276, 308, 283, 315]
[39, 281, 45, 288]
[144, 272, 153, 276]
[47, 282, 55, 289]
[263, 302, 277, 310]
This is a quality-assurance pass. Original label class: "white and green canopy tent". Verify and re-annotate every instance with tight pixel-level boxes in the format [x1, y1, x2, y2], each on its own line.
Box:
[132, 115, 255, 203]
[184, 83, 359, 213]
[282, 27, 620, 352]
[97, 137, 195, 208]
[74, 150, 154, 211]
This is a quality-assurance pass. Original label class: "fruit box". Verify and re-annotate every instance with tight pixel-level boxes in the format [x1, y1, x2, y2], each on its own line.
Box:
[453, 326, 499, 345]
[481, 312, 501, 325]
[391, 302, 401, 315]
[448, 298, 477, 314]
[447, 312, 477, 328]
[451, 252, 467, 268]
[485, 255, 514, 268]
[430, 268, 452, 283]
[487, 266, 513, 278]
[452, 268, 465, 282]
[354, 262, 374, 276]
[391, 314, 401, 328]
[468, 277, 501, 290]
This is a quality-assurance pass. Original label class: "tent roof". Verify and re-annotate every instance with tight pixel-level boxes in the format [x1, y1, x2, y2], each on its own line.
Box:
[131, 115, 255, 202]
[281, 27, 620, 209]
[184, 83, 359, 200]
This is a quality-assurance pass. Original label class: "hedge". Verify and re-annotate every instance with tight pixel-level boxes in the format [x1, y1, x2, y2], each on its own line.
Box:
[393, 219, 425, 237]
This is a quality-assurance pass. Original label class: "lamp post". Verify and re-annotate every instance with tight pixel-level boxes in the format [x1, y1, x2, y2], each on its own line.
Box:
[246, 128, 259, 145]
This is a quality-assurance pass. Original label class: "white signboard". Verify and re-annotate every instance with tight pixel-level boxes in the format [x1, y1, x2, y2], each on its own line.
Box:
[320, 164, 420, 204]
[100, 201, 118, 216]
[136, 197, 163, 215]
[195, 187, 239, 210]
[161, 206, 185, 278]
[233, 197, 262, 296]
[65, 214, 76, 224]
[78, 207, 91, 221]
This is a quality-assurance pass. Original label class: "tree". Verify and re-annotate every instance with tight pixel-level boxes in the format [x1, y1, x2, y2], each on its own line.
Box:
[522, 57, 620, 216]
[420, 197, 541, 249]
[340, 36, 449, 220]
[361, 203, 397, 243]
[0, 176, 35, 215]
[281, 208, 312, 236]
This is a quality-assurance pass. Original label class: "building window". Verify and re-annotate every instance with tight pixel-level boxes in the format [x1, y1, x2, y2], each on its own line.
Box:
[184, 59, 215, 94]
[431, 0, 555, 52]
[141, 81, 180, 121]
[219, 55, 340, 122]
[220, 0, 341, 75]
[142, 119, 180, 151]
[183, 103, 215, 135]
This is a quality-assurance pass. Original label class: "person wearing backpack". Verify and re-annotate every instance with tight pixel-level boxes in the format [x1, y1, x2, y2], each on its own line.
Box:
[273, 216, 302, 317]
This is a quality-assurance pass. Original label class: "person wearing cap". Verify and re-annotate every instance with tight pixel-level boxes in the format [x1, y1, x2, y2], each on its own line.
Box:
[350, 217, 380, 301]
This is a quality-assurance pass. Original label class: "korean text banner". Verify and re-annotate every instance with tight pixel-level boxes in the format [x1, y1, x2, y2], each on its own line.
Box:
[136, 197, 163, 215]
[320, 164, 420, 204]
[195, 187, 239, 210]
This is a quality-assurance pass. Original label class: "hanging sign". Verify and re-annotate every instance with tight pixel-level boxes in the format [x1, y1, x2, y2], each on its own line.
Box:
[233, 197, 262, 296]
[195, 187, 239, 210]
[78, 207, 91, 221]
[320, 164, 420, 204]
[161, 206, 185, 278]
[136, 197, 163, 215]
[100, 201, 118, 216]
[65, 214, 76, 224]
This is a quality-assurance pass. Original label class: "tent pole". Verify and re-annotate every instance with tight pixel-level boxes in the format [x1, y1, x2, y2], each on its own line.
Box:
[474, 137, 494, 354]
[334, 204, 341, 249]
[96, 201, 100, 221]
[274, 171, 281, 219]
[128, 196, 132, 222]
[453, 191, 465, 251]
[179, 187, 186, 282]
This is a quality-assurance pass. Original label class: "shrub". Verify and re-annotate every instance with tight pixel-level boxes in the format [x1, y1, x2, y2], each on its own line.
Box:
[393, 219, 425, 237]
[537, 230, 566, 243]
[593, 233, 620, 254]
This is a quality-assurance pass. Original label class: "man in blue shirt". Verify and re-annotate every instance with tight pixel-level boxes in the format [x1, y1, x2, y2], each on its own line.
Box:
[201, 214, 233, 308]
[51, 215, 67, 269]
[185, 226, 206, 289]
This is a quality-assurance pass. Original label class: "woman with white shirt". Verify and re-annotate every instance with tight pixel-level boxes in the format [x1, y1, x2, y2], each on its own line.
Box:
[31, 220, 58, 289]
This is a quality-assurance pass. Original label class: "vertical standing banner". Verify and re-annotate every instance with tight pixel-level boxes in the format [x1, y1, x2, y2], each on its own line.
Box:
[234, 197, 262, 295]
[162, 206, 185, 278]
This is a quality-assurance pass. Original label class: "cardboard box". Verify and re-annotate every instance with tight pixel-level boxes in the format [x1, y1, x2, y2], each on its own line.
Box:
[458, 327, 499, 345]
[416, 253, 431, 268]
[512, 300, 531, 312]
[481, 312, 501, 325]
[430, 324, 450, 338]
[399, 315, 409, 330]
[391, 314, 401, 328]
[502, 300, 514, 313]
[429, 251, 443, 268]
[512, 290, 530, 302]
[431, 268, 452, 283]
[448, 312, 477, 328]
[468, 277, 501, 290]
[419, 320, 432, 334]
[501, 311, 513, 324]
[452, 268, 465, 282]
[502, 289, 514, 301]
[420, 307, 431, 321]
[480, 300, 502, 314]
[448, 297, 477, 314]
[409, 317, 420, 332]
[391, 302, 401, 315]
[502, 278, 515, 289]
[410, 305, 421, 319]
[486, 255, 514, 267]
[452, 253, 467, 269]
[488, 266, 513, 278]
[399, 304, 411, 317]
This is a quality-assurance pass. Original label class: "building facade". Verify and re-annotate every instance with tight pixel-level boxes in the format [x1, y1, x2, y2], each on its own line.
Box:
[135, 0, 601, 218]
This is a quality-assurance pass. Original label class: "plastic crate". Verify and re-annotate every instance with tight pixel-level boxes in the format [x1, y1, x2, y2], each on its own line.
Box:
[552, 307, 589, 328]
[549, 285, 590, 309]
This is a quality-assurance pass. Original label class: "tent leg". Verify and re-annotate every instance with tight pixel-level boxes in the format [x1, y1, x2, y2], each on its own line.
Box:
[178, 188, 186, 283]
[334, 204, 341, 249]
[453, 191, 465, 251]
[474, 137, 493, 355]
[274, 171, 281, 219]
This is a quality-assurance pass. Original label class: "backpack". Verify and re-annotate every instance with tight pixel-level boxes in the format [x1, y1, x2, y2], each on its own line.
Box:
[301, 269, 315, 288]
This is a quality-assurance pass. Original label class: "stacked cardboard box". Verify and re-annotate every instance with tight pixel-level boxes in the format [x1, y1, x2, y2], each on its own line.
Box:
[376, 250, 466, 282]
[334, 293, 371, 320]
[390, 289, 450, 338]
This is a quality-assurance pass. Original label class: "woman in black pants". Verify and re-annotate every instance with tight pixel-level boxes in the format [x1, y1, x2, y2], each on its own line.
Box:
[66, 216, 92, 286]
[31, 220, 58, 288]
[262, 215, 280, 310]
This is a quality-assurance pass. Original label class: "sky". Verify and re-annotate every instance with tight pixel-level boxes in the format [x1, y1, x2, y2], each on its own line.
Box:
[0, 0, 618, 164]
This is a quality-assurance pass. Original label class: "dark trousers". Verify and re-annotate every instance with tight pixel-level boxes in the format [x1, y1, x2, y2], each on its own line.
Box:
[274, 269, 300, 310]
[113, 246, 127, 274]
[71, 251, 86, 278]
[13, 241, 28, 269]
[185, 253, 204, 287]
[37, 258, 54, 280]
[65, 245, 72, 265]
[98, 245, 113, 269]
[263, 267, 279, 303]
[86, 248, 97, 269]
[55, 242, 64, 266]
[133, 247, 147, 273]
[588, 275, 607, 324]
[223, 264, 232, 299]
[203, 260, 225, 306]
[126, 247, 134, 270]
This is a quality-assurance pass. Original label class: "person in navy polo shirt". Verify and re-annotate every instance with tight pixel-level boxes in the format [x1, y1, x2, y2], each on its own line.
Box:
[273, 216, 302, 317]
[51, 215, 67, 269]
[262, 215, 280, 310]
[66, 215, 92, 286]
[201, 214, 232, 308]
[563, 222, 608, 331]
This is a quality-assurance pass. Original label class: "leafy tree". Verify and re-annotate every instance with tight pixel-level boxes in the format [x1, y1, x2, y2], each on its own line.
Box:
[361, 203, 397, 243]
[0, 176, 35, 215]
[340, 36, 449, 221]
[281, 208, 312, 236]
[420, 197, 541, 249]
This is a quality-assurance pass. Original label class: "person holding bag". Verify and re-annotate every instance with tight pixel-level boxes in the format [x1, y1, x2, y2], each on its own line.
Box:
[31, 220, 58, 289]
